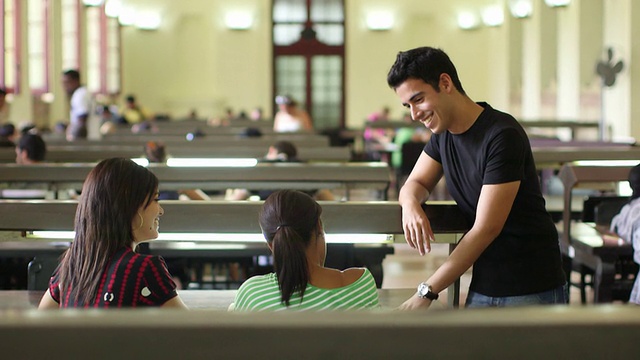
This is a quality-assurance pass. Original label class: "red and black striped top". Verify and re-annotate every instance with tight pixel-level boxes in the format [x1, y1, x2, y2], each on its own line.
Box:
[48, 247, 178, 308]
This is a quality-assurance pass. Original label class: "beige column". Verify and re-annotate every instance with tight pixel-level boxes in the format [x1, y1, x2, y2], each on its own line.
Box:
[521, 1, 556, 120]
[555, 3, 580, 120]
[630, 2, 640, 140]
[556, 0, 603, 139]
[602, 0, 631, 140]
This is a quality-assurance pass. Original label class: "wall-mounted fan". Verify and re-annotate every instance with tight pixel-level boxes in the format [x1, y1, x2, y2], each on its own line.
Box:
[595, 47, 624, 141]
[596, 47, 624, 87]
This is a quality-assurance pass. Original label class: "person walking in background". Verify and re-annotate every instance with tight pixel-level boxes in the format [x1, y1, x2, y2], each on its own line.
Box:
[61, 69, 91, 141]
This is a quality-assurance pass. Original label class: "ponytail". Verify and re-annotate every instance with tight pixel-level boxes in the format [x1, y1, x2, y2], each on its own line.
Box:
[259, 190, 322, 307]
[271, 226, 309, 306]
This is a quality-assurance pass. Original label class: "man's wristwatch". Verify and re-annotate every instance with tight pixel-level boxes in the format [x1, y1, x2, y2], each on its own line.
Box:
[417, 282, 439, 300]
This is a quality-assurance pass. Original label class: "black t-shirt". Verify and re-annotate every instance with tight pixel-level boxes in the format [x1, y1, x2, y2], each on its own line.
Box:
[425, 103, 566, 297]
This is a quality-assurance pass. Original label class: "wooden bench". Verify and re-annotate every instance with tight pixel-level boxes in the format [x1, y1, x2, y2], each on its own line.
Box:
[557, 164, 636, 303]
[0, 303, 638, 359]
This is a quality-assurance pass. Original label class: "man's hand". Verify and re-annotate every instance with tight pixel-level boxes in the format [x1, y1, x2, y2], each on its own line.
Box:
[402, 203, 435, 255]
[398, 293, 432, 310]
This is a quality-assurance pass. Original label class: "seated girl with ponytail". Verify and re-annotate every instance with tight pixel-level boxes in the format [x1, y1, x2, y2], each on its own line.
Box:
[231, 190, 379, 311]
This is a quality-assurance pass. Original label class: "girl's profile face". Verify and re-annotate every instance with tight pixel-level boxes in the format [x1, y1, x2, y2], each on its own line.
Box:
[132, 191, 164, 243]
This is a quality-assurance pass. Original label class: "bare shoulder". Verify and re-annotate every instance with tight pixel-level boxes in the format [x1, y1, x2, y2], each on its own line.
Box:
[341, 267, 367, 285]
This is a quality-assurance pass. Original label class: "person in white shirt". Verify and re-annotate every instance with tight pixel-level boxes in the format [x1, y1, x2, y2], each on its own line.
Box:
[273, 95, 313, 133]
[61, 69, 91, 141]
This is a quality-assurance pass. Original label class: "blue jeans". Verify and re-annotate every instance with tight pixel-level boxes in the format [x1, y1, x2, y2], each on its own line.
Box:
[465, 283, 569, 308]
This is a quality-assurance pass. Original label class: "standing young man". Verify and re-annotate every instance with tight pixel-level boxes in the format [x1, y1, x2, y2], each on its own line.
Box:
[61, 69, 91, 141]
[387, 47, 566, 309]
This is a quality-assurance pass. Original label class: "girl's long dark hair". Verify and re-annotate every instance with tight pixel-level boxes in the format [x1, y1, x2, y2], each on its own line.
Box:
[57, 158, 158, 306]
[259, 190, 322, 306]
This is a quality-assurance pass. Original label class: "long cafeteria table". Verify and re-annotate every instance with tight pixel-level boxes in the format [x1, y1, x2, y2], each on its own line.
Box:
[44, 134, 331, 147]
[0, 162, 391, 200]
[0, 145, 353, 163]
[0, 200, 468, 304]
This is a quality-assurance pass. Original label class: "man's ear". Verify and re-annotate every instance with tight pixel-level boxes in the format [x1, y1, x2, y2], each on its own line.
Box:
[439, 73, 454, 93]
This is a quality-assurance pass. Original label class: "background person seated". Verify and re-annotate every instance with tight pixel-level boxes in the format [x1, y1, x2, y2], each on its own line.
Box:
[0, 123, 16, 147]
[1, 133, 49, 199]
[273, 95, 313, 133]
[225, 141, 334, 201]
[144, 141, 209, 201]
[602, 163, 640, 305]
[16, 133, 46, 165]
[230, 190, 380, 311]
[120, 94, 153, 124]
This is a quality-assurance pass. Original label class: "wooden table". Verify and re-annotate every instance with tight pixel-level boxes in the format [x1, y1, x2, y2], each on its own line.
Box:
[557, 221, 635, 303]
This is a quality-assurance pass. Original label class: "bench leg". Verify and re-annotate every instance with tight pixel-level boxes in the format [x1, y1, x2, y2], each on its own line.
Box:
[593, 259, 615, 303]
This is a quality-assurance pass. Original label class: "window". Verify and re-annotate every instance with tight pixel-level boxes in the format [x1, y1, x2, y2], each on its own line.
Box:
[27, 0, 50, 94]
[273, 0, 345, 129]
[1, 0, 20, 93]
[86, 4, 121, 95]
[61, 0, 81, 71]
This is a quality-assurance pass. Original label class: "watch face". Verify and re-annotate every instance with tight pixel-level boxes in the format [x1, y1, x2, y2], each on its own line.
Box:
[418, 283, 429, 296]
[417, 282, 437, 300]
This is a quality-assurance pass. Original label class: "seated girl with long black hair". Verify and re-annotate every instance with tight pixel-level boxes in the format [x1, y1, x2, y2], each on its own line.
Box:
[38, 158, 187, 309]
[231, 190, 379, 311]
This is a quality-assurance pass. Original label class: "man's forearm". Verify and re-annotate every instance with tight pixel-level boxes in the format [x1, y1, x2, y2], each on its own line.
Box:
[398, 179, 430, 207]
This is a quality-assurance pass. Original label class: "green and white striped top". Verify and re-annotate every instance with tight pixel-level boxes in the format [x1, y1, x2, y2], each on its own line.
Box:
[231, 268, 380, 311]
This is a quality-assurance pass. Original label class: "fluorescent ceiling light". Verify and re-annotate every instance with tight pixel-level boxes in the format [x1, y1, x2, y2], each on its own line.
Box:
[166, 158, 258, 167]
[225, 11, 254, 30]
[457, 11, 480, 30]
[545, 0, 571, 7]
[366, 11, 394, 31]
[131, 158, 149, 167]
[82, 0, 104, 6]
[105, 0, 122, 18]
[509, 0, 533, 18]
[29, 232, 395, 244]
[135, 12, 162, 30]
[573, 160, 639, 166]
[118, 7, 136, 26]
[482, 5, 504, 27]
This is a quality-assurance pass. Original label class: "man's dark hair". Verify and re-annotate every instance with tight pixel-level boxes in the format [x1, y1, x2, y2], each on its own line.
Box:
[272, 141, 298, 161]
[387, 47, 466, 95]
[18, 134, 47, 162]
[0, 88, 6, 96]
[0, 123, 15, 137]
[63, 69, 81, 81]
